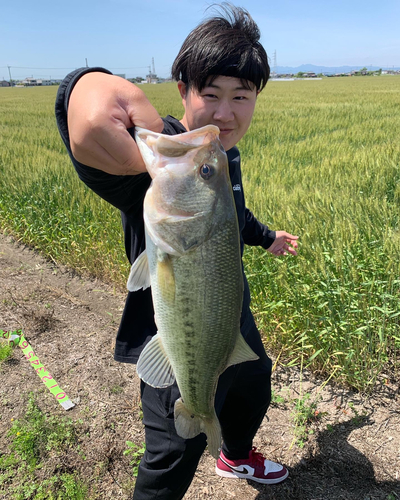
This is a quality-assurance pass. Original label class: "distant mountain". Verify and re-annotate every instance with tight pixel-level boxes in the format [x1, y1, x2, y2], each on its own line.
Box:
[274, 64, 400, 74]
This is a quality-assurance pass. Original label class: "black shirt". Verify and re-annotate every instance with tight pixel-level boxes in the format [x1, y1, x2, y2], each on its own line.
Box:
[55, 68, 276, 363]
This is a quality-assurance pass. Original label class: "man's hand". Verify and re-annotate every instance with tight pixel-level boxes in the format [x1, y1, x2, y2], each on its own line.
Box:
[68, 72, 164, 175]
[267, 231, 298, 257]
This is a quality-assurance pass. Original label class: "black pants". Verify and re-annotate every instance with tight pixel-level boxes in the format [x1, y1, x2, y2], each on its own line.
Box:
[133, 318, 272, 500]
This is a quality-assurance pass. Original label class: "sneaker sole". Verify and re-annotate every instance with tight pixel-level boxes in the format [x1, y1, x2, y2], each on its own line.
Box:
[215, 466, 289, 485]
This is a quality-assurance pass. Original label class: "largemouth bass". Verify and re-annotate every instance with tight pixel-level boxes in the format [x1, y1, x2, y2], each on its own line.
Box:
[127, 124, 258, 458]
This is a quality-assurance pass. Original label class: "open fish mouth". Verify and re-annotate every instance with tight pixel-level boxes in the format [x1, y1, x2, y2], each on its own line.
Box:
[159, 211, 204, 221]
[145, 204, 206, 223]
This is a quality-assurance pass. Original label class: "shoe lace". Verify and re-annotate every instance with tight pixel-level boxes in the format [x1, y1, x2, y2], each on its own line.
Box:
[248, 447, 265, 468]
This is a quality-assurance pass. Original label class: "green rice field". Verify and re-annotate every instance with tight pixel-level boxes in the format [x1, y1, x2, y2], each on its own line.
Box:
[1, 76, 399, 391]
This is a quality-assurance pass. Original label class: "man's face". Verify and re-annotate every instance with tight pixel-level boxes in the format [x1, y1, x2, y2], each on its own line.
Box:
[178, 75, 258, 151]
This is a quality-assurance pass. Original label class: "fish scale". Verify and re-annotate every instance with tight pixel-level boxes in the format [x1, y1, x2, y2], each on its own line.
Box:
[152, 227, 242, 411]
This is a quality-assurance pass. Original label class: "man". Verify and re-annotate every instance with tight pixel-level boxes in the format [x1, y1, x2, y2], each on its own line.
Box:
[56, 5, 298, 499]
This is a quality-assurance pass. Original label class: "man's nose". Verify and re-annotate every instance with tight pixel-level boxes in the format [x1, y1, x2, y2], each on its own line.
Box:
[213, 100, 234, 122]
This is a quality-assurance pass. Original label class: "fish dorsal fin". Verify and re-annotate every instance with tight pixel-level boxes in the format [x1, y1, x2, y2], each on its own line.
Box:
[127, 250, 150, 291]
[226, 333, 259, 368]
[136, 334, 176, 388]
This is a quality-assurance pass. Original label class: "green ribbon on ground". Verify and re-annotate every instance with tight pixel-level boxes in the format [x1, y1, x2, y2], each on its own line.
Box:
[1, 329, 75, 410]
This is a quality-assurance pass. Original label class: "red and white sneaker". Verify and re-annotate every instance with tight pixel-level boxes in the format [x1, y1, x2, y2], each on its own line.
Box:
[215, 447, 289, 485]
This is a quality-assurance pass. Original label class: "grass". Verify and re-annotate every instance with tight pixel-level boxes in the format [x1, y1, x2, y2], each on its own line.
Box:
[290, 392, 320, 448]
[0, 77, 399, 391]
[0, 393, 89, 499]
[0, 341, 13, 364]
[123, 442, 146, 477]
[242, 77, 400, 390]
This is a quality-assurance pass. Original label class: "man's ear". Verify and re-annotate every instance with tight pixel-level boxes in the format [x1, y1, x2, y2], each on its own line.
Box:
[177, 80, 187, 100]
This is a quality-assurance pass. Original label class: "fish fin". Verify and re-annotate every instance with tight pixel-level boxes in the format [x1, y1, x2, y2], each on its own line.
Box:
[157, 253, 175, 303]
[203, 415, 222, 459]
[174, 399, 221, 459]
[136, 334, 175, 388]
[226, 333, 259, 368]
[174, 399, 202, 438]
[127, 250, 151, 291]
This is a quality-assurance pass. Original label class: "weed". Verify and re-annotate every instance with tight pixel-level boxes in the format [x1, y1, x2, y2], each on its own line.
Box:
[0, 392, 90, 499]
[289, 350, 332, 448]
[8, 472, 88, 500]
[0, 341, 13, 363]
[291, 392, 321, 448]
[271, 390, 286, 406]
[347, 401, 368, 425]
[123, 441, 146, 477]
[110, 385, 124, 395]
[9, 393, 77, 467]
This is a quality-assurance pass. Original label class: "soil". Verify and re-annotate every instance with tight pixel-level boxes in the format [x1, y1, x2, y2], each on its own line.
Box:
[0, 233, 399, 500]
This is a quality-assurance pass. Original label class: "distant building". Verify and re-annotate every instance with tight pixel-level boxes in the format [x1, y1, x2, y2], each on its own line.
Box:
[22, 78, 41, 86]
[1, 80, 11, 87]
[146, 72, 158, 84]
[21, 78, 57, 86]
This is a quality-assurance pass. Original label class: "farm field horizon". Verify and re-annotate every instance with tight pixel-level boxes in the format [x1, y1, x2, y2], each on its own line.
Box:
[0, 76, 399, 391]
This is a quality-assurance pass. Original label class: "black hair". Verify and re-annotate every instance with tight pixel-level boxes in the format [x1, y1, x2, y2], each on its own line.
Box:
[171, 3, 270, 92]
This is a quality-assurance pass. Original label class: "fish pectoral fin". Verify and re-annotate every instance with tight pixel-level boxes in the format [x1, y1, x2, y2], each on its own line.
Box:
[136, 333, 175, 388]
[226, 333, 260, 368]
[174, 399, 221, 459]
[127, 250, 151, 291]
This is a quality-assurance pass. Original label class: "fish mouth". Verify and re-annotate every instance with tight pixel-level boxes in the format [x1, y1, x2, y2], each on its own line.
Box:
[145, 204, 205, 223]
[159, 210, 205, 222]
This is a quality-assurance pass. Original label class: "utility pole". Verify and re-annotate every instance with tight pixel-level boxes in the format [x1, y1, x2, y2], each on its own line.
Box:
[85, 58, 88, 67]
[7, 65, 13, 86]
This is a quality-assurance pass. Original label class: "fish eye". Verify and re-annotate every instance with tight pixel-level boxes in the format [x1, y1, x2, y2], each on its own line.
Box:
[199, 164, 215, 180]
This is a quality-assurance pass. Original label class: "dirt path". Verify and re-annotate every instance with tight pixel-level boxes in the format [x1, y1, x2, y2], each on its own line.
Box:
[1, 233, 399, 499]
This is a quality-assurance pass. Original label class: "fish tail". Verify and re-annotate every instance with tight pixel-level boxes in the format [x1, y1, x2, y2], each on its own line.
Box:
[174, 398, 221, 459]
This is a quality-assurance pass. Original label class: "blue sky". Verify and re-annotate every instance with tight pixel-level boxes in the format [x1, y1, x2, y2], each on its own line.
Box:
[1, 0, 399, 80]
